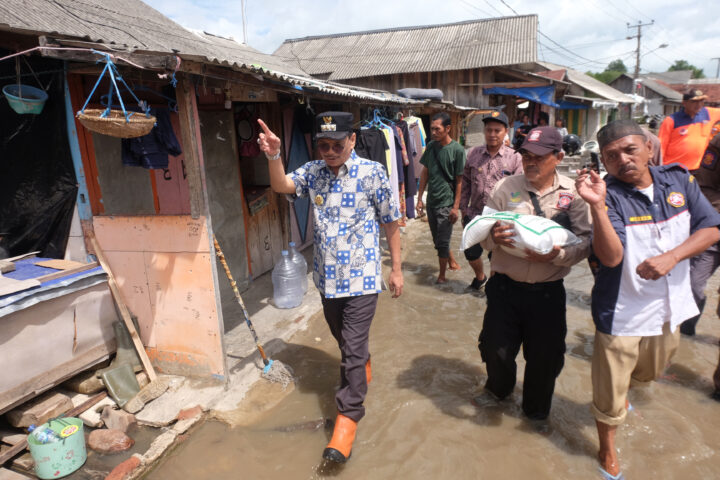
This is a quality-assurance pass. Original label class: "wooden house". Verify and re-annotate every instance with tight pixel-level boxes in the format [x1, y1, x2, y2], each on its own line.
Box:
[0, 0, 458, 404]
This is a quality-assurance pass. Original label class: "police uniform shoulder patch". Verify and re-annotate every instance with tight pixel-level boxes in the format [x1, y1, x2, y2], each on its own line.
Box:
[556, 192, 573, 210]
[701, 150, 718, 170]
[667, 192, 685, 207]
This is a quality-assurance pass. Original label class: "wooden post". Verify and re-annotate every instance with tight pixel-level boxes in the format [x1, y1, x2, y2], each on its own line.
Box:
[173, 72, 229, 380]
[176, 74, 209, 219]
[89, 235, 157, 382]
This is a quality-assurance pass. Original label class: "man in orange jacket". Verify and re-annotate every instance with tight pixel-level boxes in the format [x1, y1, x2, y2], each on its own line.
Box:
[659, 89, 720, 171]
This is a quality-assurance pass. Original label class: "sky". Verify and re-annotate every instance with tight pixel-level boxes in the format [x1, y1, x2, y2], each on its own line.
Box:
[143, 0, 720, 78]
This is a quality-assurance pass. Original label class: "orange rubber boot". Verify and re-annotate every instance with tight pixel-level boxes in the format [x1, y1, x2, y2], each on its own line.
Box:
[322, 414, 357, 463]
[366, 358, 372, 384]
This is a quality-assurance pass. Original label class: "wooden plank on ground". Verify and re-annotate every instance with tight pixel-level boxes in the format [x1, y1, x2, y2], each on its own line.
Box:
[0, 261, 15, 274]
[2, 253, 39, 263]
[0, 392, 107, 466]
[35, 262, 98, 283]
[89, 235, 157, 382]
[0, 278, 40, 297]
[35, 259, 87, 271]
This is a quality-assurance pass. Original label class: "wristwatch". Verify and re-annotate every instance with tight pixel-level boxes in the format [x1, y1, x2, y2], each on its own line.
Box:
[266, 150, 281, 161]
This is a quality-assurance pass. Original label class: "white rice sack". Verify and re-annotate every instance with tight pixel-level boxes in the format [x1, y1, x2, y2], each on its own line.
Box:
[461, 210, 581, 258]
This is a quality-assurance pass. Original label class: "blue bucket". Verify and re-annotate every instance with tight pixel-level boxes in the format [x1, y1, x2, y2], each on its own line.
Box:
[3, 84, 48, 114]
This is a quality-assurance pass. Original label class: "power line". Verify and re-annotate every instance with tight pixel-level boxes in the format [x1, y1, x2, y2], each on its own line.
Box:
[495, 0, 614, 67]
[482, 0, 506, 16]
[622, 0, 651, 21]
[498, 0, 518, 15]
[460, 0, 494, 19]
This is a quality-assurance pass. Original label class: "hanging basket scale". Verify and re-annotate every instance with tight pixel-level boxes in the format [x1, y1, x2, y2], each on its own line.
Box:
[76, 51, 156, 138]
[77, 109, 156, 139]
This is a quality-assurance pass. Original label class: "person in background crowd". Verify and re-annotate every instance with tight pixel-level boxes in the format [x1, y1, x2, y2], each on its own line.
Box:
[258, 112, 404, 464]
[476, 127, 591, 421]
[643, 128, 663, 166]
[416, 112, 466, 284]
[459, 111, 522, 291]
[575, 120, 720, 480]
[682, 130, 720, 335]
[538, 112, 549, 127]
[555, 118, 568, 138]
[513, 112, 532, 149]
[659, 89, 720, 171]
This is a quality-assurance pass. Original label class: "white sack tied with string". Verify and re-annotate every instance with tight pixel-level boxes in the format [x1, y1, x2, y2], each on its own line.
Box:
[461, 209, 581, 258]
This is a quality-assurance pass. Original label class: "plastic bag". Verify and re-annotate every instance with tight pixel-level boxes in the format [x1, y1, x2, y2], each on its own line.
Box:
[461, 210, 581, 258]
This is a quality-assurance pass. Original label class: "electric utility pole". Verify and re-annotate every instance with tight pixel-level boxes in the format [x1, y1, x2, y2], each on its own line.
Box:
[627, 20, 654, 79]
[713, 57, 720, 79]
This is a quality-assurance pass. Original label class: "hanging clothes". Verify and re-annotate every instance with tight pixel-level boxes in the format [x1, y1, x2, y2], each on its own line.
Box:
[354, 128, 389, 173]
[378, 125, 400, 212]
[406, 118, 425, 182]
[398, 121, 417, 219]
[121, 108, 181, 169]
[391, 127, 406, 222]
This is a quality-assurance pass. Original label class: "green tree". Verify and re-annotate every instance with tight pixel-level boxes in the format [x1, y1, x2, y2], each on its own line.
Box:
[668, 60, 705, 79]
[587, 59, 629, 84]
[606, 59, 628, 73]
[588, 70, 623, 84]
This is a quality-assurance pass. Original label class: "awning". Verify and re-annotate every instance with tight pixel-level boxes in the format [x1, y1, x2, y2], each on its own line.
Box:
[564, 94, 620, 109]
[483, 86, 559, 108]
[556, 100, 588, 110]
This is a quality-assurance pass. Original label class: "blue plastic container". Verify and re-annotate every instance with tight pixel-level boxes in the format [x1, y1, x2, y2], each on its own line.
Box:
[3, 84, 48, 114]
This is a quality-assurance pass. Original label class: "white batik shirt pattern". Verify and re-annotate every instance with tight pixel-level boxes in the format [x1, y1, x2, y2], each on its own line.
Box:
[289, 153, 400, 298]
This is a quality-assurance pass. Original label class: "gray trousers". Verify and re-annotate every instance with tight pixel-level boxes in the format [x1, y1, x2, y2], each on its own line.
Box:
[321, 293, 378, 422]
[685, 246, 720, 334]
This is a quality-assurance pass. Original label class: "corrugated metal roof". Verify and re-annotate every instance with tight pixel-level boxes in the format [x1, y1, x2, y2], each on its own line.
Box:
[538, 62, 635, 104]
[0, 0, 432, 105]
[0, 0, 306, 75]
[638, 76, 682, 101]
[647, 70, 693, 84]
[273, 16, 538, 81]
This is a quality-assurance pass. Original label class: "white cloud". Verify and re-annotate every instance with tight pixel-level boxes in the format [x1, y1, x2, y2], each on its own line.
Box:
[143, 0, 720, 76]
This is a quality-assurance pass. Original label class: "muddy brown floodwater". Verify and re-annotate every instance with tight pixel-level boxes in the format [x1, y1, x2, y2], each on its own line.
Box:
[146, 221, 720, 479]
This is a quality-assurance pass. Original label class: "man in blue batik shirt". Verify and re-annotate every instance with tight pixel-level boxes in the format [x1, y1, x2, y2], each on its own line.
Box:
[258, 112, 403, 465]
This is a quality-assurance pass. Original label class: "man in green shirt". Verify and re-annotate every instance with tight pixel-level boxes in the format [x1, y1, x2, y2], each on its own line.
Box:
[417, 112, 466, 283]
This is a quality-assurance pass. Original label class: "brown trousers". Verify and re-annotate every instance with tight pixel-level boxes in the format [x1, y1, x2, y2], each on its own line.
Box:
[591, 322, 680, 426]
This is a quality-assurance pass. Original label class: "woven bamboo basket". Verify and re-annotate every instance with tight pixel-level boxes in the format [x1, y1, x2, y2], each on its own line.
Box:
[76, 109, 156, 138]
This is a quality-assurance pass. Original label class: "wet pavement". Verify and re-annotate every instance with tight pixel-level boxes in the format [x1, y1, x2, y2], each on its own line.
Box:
[145, 218, 720, 479]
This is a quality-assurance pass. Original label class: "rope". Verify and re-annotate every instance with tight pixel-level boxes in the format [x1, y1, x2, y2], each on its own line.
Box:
[79, 51, 154, 122]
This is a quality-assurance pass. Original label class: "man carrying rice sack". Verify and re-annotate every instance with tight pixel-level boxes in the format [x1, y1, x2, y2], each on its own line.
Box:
[474, 126, 591, 421]
[575, 120, 720, 480]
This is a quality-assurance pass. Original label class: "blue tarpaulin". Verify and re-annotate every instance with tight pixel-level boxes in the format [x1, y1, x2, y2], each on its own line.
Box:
[483, 86, 559, 108]
[557, 100, 589, 110]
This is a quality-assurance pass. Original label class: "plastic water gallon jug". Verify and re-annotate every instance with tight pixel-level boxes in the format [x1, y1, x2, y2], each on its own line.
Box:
[288, 242, 308, 293]
[272, 250, 304, 308]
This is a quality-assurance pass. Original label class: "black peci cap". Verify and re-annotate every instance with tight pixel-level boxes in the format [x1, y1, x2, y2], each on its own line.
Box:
[315, 111, 354, 140]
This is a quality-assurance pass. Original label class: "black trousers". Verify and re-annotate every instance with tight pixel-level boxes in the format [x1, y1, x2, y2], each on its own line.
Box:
[478, 273, 567, 420]
[321, 293, 378, 422]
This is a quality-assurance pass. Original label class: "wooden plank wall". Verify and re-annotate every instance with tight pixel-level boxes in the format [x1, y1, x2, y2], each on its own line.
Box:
[93, 215, 225, 378]
[346, 68, 488, 108]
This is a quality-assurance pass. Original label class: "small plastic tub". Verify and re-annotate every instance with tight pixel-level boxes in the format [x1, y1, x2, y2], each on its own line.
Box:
[3, 84, 48, 114]
[27, 417, 87, 479]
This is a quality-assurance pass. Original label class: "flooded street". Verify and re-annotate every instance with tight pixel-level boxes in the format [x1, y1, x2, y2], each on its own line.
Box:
[146, 220, 720, 479]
